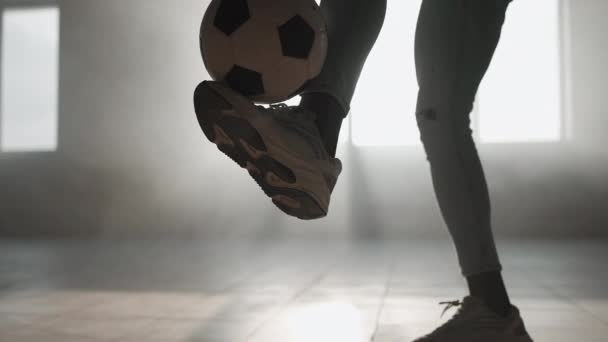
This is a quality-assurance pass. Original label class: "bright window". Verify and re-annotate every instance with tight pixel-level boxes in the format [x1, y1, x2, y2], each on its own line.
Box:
[349, 0, 561, 146]
[351, 0, 421, 146]
[478, 0, 561, 143]
[1, 6, 59, 152]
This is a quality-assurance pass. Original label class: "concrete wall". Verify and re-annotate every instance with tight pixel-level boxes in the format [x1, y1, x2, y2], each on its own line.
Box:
[1, 0, 607, 239]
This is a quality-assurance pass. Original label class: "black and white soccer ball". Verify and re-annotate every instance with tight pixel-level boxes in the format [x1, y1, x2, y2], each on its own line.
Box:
[200, 0, 328, 104]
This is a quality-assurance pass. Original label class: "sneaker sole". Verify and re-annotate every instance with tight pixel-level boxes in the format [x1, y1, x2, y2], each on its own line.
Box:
[193, 81, 326, 220]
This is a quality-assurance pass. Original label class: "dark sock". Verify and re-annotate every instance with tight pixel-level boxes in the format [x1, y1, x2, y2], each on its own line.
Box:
[299, 92, 346, 158]
[466, 271, 512, 317]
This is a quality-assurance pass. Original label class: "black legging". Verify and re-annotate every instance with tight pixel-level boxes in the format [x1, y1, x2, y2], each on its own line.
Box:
[302, 0, 511, 276]
[415, 0, 511, 276]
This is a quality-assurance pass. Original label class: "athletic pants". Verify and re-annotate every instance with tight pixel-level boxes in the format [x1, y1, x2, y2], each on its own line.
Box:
[301, 0, 512, 276]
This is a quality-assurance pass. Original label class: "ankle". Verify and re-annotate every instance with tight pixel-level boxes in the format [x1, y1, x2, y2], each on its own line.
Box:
[299, 92, 345, 117]
[466, 271, 512, 317]
[299, 93, 345, 158]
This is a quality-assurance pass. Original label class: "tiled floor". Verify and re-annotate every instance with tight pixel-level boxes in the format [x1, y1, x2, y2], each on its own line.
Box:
[0, 238, 606, 341]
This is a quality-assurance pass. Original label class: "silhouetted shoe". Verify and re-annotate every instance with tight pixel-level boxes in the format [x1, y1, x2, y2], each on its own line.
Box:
[193, 80, 342, 220]
[412, 296, 534, 342]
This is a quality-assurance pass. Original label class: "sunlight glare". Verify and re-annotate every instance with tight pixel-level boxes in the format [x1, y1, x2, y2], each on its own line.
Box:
[284, 301, 367, 342]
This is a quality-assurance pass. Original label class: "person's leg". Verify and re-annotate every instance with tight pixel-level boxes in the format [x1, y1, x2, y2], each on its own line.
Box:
[299, 0, 387, 157]
[194, 1, 385, 219]
[415, 0, 512, 316]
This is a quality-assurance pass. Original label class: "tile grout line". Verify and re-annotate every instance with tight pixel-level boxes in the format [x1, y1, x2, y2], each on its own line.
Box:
[243, 245, 350, 341]
[370, 246, 398, 342]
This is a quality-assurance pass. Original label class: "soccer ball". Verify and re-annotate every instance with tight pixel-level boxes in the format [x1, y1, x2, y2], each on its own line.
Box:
[200, 0, 328, 104]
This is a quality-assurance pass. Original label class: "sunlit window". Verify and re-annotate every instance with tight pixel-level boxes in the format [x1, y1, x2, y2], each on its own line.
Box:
[350, 0, 561, 146]
[478, 0, 561, 143]
[351, 0, 421, 146]
[1, 6, 59, 152]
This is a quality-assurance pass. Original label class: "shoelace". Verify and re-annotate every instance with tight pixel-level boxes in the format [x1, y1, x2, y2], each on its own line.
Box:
[253, 103, 326, 158]
[256, 103, 294, 114]
[256, 103, 288, 110]
[416, 299, 467, 339]
[257, 103, 317, 122]
[439, 299, 463, 318]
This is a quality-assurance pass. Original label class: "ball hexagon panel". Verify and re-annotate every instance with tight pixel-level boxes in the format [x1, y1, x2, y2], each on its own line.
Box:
[225, 65, 265, 97]
[260, 56, 309, 103]
[230, 18, 282, 74]
[278, 15, 315, 59]
[305, 30, 327, 80]
[214, 0, 251, 36]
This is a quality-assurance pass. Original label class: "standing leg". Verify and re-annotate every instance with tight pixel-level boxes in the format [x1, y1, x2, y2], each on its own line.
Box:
[415, 0, 512, 315]
[300, 0, 387, 157]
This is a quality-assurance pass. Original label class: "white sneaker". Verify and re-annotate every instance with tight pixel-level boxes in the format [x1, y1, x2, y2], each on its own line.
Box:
[412, 296, 534, 342]
[194, 81, 342, 220]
